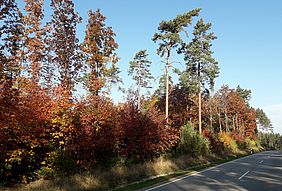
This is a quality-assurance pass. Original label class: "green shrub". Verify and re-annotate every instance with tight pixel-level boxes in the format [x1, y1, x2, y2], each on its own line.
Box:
[178, 124, 210, 156]
[45, 149, 78, 176]
[36, 166, 54, 179]
[244, 138, 262, 152]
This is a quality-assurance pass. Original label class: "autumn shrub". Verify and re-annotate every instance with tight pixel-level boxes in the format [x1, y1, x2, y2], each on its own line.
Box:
[244, 138, 256, 150]
[178, 123, 210, 156]
[202, 129, 225, 154]
[0, 87, 52, 185]
[218, 132, 238, 152]
[70, 95, 120, 168]
[118, 101, 179, 161]
[231, 131, 245, 149]
[243, 137, 262, 152]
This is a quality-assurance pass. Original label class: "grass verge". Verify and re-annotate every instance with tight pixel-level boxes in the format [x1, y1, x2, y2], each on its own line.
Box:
[114, 153, 248, 191]
[3, 152, 253, 191]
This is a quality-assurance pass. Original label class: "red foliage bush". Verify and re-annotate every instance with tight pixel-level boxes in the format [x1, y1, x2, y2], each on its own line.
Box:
[118, 102, 179, 161]
[71, 95, 119, 166]
[0, 86, 52, 184]
[231, 131, 244, 144]
[202, 129, 224, 154]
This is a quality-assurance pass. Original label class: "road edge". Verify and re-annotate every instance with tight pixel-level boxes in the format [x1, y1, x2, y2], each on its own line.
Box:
[114, 151, 263, 191]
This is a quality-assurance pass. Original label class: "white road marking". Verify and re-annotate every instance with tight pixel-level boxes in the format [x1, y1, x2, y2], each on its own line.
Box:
[238, 171, 250, 180]
[259, 160, 263, 164]
[145, 153, 258, 191]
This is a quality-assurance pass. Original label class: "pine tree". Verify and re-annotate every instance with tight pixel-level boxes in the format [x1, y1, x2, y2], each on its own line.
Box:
[181, 18, 219, 134]
[129, 50, 153, 110]
[152, 9, 200, 123]
[256, 108, 272, 132]
[236, 85, 252, 103]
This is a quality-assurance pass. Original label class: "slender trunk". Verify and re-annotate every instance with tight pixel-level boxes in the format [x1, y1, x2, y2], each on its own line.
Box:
[239, 119, 242, 135]
[235, 113, 239, 131]
[198, 90, 202, 134]
[186, 104, 189, 124]
[232, 116, 235, 132]
[218, 113, 222, 133]
[225, 109, 228, 132]
[96, 62, 99, 96]
[165, 46, 171, 124]
[198, 63, 202, 134]
[209, 104, 213, 132]
[137, 61, 141, 110]
[242, 122, 245, 136]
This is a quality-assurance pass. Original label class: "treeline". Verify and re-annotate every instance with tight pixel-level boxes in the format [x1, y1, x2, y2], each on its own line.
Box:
[260, 133, 282, 150]
[0, 0, 277, 186]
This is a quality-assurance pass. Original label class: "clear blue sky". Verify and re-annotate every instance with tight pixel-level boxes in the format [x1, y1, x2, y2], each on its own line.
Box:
[18, 0, 282, 133]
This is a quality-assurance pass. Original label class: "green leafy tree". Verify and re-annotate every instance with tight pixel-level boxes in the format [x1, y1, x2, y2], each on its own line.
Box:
[129, 50, 153, 110]
[152, 8, 201, 123]
[181, 18, 219, 134]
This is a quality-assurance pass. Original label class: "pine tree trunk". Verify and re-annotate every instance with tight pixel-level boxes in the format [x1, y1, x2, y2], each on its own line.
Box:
[137, 75, 141, 110]
[210, 104, 213, 132]
[198, 63, 202, 134]
[165, 46, 171, 124]
[199, 90, 202, 134]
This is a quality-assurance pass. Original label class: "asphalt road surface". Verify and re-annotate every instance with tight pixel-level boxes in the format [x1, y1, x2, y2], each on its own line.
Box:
[144, 150, 282, 191]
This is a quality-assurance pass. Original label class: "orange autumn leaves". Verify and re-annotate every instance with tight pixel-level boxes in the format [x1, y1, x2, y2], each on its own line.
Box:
[0, 0, 261, 186]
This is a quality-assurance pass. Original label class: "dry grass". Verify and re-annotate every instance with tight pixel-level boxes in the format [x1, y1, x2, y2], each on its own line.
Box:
[2, 154, 222, 191]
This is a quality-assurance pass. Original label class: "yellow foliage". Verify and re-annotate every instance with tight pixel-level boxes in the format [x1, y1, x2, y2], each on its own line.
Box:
[218, 132, 238, 152]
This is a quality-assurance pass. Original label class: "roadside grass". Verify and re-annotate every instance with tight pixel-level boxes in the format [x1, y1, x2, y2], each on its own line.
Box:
[114, 153, 247, 191]
[3, 151, 251, 191]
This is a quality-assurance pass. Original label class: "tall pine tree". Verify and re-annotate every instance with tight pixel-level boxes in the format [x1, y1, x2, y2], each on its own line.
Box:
[152, 8, 200, 123]
[181, 18, 219, 134]
[129, 50, 153, 110]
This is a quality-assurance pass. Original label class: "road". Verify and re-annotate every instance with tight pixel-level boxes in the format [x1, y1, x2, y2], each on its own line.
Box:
[144, 150, 282, 191]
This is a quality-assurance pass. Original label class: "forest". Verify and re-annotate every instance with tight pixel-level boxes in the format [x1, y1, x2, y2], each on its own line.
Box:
[0, 0, 281, 190]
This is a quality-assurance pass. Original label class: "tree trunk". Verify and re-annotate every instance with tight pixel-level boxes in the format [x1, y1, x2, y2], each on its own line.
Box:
[232, 116, 235, 132]
[137, 61, 141, 110]
[198, 63, 202, 134]
[235, 113, 239, 131]
[225, 109, 228, 132]
[218, 113, 222, 133]
[165, 46, 171, 124]
[198, 90, 202, 134]
[209, 104, 213, 132]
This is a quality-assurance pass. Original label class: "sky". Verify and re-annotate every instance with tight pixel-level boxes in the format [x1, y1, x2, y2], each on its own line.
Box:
[17, 0, 282, 134]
